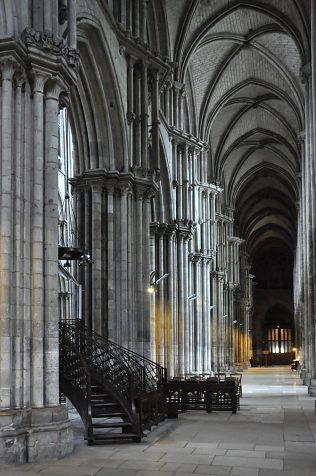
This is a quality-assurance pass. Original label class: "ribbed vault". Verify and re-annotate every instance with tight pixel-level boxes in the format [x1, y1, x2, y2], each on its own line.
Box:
[166, 0, 310, 362]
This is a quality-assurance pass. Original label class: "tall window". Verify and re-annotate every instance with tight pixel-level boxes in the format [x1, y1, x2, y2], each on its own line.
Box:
[58, 108, 82, 321]
[268, 327, 292, 353]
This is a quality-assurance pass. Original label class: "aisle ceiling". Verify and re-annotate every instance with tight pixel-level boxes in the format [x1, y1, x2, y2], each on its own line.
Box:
[165, 0, 310, 263]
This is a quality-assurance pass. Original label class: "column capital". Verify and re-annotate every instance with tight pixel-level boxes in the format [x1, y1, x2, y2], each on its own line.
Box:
[14, 70, 27, 88]
[31, 69, 52, 94]
[45, 77, 68, 100]
[0, 57, 20, 81]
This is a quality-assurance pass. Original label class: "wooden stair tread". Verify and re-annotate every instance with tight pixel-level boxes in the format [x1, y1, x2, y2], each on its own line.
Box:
[91, 412, 126, 418]
[86, 433, 141, 441]
[91, 422, 132, 428]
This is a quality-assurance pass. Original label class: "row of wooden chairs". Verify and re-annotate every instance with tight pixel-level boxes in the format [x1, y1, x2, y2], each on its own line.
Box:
[168, 372, 243, 404]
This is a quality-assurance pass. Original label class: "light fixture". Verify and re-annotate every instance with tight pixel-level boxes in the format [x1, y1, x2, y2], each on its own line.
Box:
[233, 320, 237, 324]
[209, 305, 216, 310]
[222, 314, 227, 319]
[148, 272, 169, 294]
[155, 273, 169, 284]
[188, 293, 199, 301]
[78, 252, 95, 267]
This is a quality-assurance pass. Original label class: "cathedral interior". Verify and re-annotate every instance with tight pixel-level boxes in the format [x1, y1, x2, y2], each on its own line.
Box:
[0, 0, 316, 467]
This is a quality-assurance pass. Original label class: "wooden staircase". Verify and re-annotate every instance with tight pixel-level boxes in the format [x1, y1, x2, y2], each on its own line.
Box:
[59, 320, 166, 444]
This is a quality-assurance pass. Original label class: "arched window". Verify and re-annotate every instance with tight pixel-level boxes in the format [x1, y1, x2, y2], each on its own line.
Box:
[58, 108, 82, 321]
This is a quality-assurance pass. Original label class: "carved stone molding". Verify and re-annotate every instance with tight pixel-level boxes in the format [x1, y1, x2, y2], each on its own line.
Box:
[22, 27, 80, 69]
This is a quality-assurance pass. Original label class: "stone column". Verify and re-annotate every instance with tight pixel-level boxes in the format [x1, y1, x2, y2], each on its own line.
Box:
[169, 83, 174, 126]
[177, 145, 183, 219]
[167, 227, 176, 376]
[182, 143, 189, 219]
[156, 228, 165, 365]
[33, 0, 44, 31]
[149, 229, 157, 360]
[120, 187, 130, 347]
[31, 70, 49, 408]
[151, 69, 160, 170]
[126, 0, 133, 34]
[0, 59, 16, 408]
[177, 233, 185, 376]
[164, 83, 170, 122]
[84, 188, 92, 329]
[44, 0, 52, 33]
[141, 62, 148, 169]
[68, 0, 77, 49]
[127, 190, 135, 348]
[135, 190, 144, 354]
[195, 258, 202, 371]
[91, 184, 103, 335]
[51, 0, 58, 35]
[132, 0, 140, 38]
[12, 71, 26, 409]
[22, 79, 32, 408]
[142, 191, 151, 358]
[173, 86, 179, 129]
[44, 79, 65, 406]
[140, 0, 147, 43]
[127, 56, 135, 167]
[179, 87, 185, 131]
[183, 235, 190, 374]
[134, 65, 141, 166]
[202, 259, 212, 372]
[107, 186, 116, 340]
[211, 272, 218, 371]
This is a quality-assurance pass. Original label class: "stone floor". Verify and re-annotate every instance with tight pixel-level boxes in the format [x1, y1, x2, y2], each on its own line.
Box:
[2, 367, 316, 476]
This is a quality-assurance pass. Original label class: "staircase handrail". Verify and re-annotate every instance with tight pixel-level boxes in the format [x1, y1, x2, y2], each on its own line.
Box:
[107, 339, 167, 392]
[61, 319, 167, 394]
[59, 321, 135, 409]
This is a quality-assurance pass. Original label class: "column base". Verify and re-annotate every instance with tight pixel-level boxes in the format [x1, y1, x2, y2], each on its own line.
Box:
[0, 405, 73, 467]
[302, 371, 311, 386]
[308, 379, 316, 396]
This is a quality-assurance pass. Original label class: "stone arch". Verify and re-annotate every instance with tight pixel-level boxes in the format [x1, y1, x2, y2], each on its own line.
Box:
[70, 19, 128, 174]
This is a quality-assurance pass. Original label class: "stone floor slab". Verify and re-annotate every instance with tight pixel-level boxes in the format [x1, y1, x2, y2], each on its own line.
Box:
[230, 467, 259, 476]
[212, 455, 283, 470]
[194, 465, 231, 475]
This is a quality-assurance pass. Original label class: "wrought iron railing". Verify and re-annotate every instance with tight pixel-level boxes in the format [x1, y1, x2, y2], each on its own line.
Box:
[59, 320, 167, 397]
[106, 338, 167, 393]
[59, 320, 133, 404]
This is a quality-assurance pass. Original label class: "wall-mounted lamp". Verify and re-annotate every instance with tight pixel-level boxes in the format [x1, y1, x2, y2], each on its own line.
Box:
[222, 314, 228, 319]
[188, 293, 199, 302]
[233, 320, 237, 324]
[155, 273, 169, 284]
[209, 305, 216, 310]
[78, 252, 94, 267]
[148, 272, 169, 293]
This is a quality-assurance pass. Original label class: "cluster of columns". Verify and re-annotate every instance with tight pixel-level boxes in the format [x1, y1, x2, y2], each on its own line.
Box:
[108, 0, 148, 44]
[294, 4, 316, 394]
[71, 169, 159, 358]
[0, 53, 74, 462]
[0, 0, 80, 461]
[31, 0, 77, 48]
[147, 138, 254, 376]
